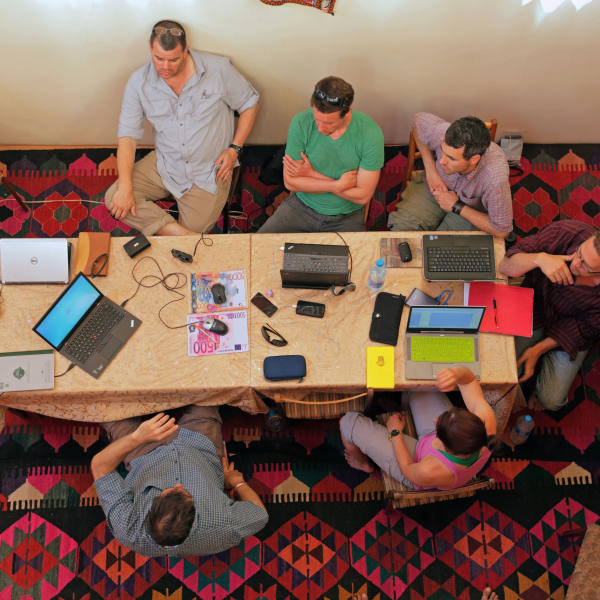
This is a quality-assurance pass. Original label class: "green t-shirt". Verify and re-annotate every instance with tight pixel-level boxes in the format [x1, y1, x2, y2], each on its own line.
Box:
[285, 109, 384, 215]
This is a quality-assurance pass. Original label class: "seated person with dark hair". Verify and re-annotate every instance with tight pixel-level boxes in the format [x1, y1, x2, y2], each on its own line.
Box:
[92, 406, 267, 557]
[388, 113, 512, 238]
[499, 221, 600, 411]
[258, 76, 384, 233]
[340, 367, 497, 490]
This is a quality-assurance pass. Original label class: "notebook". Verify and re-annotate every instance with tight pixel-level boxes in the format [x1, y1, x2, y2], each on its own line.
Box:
[366, 347, 395, 389]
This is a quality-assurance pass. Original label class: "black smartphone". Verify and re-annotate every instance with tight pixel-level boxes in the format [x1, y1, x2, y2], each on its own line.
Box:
[251, 292, 278, 318]
[296, 300, 325, 318]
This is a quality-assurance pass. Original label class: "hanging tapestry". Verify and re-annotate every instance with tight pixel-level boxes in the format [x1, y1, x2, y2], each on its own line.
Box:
[259, 0, 336, 15]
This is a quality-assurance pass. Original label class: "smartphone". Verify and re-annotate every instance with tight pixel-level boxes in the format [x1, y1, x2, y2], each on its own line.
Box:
[296, 300, 325, 318]
[251, 292, 278, 318]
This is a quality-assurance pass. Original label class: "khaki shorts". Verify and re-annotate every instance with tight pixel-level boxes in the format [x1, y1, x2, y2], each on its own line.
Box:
[104, 151, 231, 236]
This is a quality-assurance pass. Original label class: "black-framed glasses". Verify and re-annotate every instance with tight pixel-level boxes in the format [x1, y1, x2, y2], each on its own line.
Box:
[91, 253, 108, 279]
[261, 324, 287, 347]
[331, 282, 356, 296]
[313, 89, 348, 108]
[153, 26, 184, 36]
[576, 244, 600, 274]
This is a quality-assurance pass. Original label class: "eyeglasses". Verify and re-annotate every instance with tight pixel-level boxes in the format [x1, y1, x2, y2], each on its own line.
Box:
[331, 282, 356, 296]
[313, 89, 348, 108]
[576, 244, 600, 274]
[91, 253, 108, 279]
[153, 26, 184, 37]
[261, 324, 288, 347]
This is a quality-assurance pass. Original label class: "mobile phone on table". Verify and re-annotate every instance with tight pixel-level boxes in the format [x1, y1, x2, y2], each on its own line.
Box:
[296, 300, 325, 318]
[251, 292, 278, 318]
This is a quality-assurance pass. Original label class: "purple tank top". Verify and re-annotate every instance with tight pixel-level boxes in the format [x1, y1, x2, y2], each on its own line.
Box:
[413, 432, 491, 491]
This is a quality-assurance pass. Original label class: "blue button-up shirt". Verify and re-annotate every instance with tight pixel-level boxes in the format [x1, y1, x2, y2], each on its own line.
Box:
[94, 428, 268, 557]
[117, 49, 259, 198]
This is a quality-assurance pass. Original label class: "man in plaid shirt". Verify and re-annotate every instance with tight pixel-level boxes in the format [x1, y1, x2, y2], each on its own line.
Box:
[92, 406, 268, 557]
[500, 221, 600, 410]
[388, 113, 512, 237]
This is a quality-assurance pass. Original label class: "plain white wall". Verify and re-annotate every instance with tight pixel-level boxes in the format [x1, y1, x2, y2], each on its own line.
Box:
[2, 0, 600, 145]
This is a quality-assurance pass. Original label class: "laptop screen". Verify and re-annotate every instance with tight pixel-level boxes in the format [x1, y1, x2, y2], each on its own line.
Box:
[35, 275, 101, 348]
[408, 306, 486, 332]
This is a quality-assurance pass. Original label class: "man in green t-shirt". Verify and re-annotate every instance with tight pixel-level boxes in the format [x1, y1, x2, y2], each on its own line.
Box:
[258, 76, 384, 233]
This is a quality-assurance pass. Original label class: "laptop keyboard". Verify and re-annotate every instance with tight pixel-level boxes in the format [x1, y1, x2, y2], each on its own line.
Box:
[65, 302, 124, 364]
[283, 254, 348, 273]
[411, 336, 475, 363]
[427, 247, 492, 273]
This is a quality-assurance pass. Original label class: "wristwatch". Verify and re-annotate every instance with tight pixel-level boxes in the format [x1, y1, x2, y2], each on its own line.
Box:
[452, 199, 466, 215]
[389, 429, 401, 441]
[229, 144, 243, 157]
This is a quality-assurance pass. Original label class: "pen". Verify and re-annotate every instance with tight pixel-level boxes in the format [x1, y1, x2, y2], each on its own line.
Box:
[493, 299, 499, 328]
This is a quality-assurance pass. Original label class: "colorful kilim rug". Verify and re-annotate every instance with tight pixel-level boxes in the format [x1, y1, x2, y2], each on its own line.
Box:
[259, 0, 336, 15]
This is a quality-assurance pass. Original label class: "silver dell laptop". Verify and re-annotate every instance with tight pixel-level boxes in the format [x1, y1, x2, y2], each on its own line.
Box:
[405, 305, 486, 380]
[0, 239, 70, 284]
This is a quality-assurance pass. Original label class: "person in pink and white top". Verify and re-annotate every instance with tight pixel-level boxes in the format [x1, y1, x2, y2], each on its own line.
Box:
[340, 367, 498, 491]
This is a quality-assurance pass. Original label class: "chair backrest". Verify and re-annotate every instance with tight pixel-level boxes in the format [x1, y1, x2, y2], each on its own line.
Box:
[401, 118, 498, 193]
[275, 389, 373, 419]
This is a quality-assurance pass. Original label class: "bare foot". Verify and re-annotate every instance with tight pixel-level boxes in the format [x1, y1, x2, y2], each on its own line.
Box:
[345, 450, 375, 473]
[527, 394, 545, 411]
[482, 587, 498, 600]
[352, 595, 368, 600]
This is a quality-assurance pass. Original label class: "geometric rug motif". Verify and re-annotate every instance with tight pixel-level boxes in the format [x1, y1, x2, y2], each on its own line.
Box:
[350, 509, 435, 599]
[0, 512, 78, 600]
[503, 571, 566, 600]
[558, 172, 600, 228]
[78, 521, 167, 600]
[168, 536, 261, 600]
[435, 501, 530, 592]
[530, 497, 599, 585]
[262, 511, 350, 599]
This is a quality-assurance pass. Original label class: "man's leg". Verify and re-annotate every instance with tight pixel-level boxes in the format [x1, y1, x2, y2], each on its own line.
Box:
[173, 178, 232, 234]
[177, 405, 224, 460]
[104, 151, 179, 236]
[532, 348, 587, 411]
[406, 391, 454, 439]
[257, 193, 321, 233]
[437, 210, 480, 231]
[321, 206, 366, 232]
[387, 177, 445, 231]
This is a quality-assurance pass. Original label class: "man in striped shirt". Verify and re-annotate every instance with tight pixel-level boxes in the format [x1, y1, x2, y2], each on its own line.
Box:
[499, 221, 600, 410]
[388, 113, 512, 237]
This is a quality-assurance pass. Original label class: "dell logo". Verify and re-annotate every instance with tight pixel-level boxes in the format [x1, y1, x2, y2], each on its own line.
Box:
[31, 257, 38, 265]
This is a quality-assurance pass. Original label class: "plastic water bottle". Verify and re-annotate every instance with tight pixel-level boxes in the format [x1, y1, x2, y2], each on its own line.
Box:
[367, 259, 387, 292]
[510, 414, 534, 445]
[265, 408, 284, 432]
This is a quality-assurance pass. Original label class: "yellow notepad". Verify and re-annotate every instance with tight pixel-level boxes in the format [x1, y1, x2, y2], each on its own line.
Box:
[366, 347, 395, 389]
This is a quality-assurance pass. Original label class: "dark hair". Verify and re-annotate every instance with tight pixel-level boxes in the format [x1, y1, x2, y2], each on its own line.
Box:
[592, 230, 600, 255]
[150, 20, 187, 52]
[436, 407, 500, 455]
[310, 76, 354, 118]
[444, 116, 491, 161]
[145, 489, 195, 547]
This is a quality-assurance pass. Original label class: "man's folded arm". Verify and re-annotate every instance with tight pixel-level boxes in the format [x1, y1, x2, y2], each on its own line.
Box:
[333, 167, 381, 206]
[94, 471, 138, 541]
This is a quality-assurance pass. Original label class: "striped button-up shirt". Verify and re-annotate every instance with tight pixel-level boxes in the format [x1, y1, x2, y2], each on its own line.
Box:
[94, 428, 268, 557]
[118, 49, 259, 198]
[414, 112, 513, 233]
[504, 221, 600, 359]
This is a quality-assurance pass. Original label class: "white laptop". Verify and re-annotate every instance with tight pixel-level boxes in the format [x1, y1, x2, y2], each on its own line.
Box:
[0, 239, 70, 284]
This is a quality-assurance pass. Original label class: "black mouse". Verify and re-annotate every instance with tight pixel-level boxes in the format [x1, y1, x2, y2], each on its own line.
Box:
[211, 283, 227, 304]
[398, 242, 412, 263]
[202, 318, 229, 336]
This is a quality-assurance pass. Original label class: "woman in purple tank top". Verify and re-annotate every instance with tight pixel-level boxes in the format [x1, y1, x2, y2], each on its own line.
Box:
[339, 367, 499, 491]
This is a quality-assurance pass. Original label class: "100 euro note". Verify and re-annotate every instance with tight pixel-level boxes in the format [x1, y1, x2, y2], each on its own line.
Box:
[187, 311, 249, 356]
[190, 270, 247, 313]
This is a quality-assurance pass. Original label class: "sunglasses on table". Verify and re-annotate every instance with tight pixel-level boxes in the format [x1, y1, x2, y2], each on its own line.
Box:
[261, 324, 288, 347]
[312, 89, 348, 107]
[153, 26, 184, 36]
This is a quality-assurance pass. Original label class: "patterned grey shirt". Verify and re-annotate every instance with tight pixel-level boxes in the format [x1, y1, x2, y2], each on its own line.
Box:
[94, 428, 268, 557]
[117, 49, 259, 198]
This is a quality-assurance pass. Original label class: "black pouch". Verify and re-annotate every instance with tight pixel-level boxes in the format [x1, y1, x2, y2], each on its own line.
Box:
[263, 355, 306, 381]
[369, 292, 406, 346]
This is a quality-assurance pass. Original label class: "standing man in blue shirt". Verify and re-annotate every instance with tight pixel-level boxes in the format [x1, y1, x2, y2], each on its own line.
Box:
[105, 20, 260, 235]
[92, 406, 268, 557]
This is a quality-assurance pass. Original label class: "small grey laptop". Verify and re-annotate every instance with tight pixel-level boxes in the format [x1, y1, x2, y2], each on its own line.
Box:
[405, 305, 486, 380]
[0, 239, 70, 284]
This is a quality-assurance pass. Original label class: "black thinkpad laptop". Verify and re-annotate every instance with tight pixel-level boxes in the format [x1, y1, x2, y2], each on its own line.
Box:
[422, 234, 497, 281]
[33, 272, 141, 379]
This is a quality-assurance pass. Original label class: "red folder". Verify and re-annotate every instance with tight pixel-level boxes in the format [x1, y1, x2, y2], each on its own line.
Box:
[465, 282, 533, 337]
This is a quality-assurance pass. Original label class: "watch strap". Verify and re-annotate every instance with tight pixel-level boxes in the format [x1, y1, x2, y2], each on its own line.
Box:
[452, 199, 466, 215]
[389, 429, 401, 440]
[229, 144, 243, 156]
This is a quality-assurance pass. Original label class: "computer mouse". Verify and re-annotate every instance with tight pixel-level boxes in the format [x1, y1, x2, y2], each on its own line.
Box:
[211, 283, 227, 304]
[398, 242, 412, 263]
[202, 318, 229, 336]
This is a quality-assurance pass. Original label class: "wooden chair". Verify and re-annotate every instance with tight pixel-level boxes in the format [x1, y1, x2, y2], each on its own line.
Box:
[401, 119, 498, 194]
[0, 176, 29, 213]
[221, 164, 244, 234]
[377, 411, 494, 511]
[275, 388, 374, 420]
